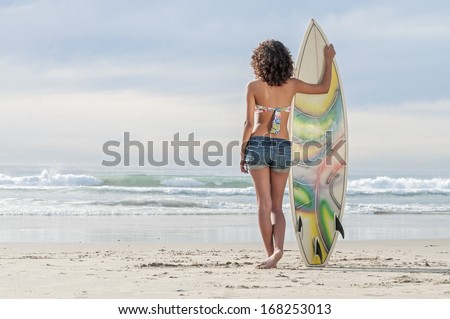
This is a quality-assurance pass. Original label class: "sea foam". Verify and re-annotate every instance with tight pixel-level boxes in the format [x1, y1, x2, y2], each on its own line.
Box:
[0, 170, 102, 186]
[347, 176, 450, 195]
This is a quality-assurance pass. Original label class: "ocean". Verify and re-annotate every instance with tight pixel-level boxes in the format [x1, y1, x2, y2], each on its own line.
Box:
[1, 165, 449, 243]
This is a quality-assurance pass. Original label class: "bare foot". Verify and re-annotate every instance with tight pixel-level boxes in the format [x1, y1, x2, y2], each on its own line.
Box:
[256, 249, 283, 269]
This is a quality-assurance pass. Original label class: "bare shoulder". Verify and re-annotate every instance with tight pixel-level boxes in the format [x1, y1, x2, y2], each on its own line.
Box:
[247, 79, 263, 91]
[286, 77, 315, 94]
[283, 78, 300, 93]
[286, 77, 301, 86]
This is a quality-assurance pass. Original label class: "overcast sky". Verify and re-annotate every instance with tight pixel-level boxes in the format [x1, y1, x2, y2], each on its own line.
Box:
[1, 0, 449, 172]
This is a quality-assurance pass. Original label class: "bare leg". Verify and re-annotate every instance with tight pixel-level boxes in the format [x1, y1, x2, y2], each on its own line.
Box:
[256, 169, 289, 269]
[249, 167, 274, 257]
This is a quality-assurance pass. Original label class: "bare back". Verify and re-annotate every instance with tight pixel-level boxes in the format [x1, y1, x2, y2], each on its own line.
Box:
[248, 78, 297, 140]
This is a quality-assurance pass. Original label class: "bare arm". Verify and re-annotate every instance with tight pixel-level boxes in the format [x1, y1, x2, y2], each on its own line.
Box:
[240, 83, 255, 173]
[292, 44, 336, 94]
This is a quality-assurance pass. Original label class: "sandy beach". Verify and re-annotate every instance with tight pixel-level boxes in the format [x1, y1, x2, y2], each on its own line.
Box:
[1, 239, 449, 298]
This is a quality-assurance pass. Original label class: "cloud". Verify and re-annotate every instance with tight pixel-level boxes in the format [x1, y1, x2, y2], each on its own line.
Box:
[0, 89, 244, 164]
[2, 0, 449, 106]
[348, 99, 450, 169]
[320, 3, 450, 106]
[325, 5, 450, 40]
[1, 0, 450, 170]
[0, 54, 250, 98]
[0, 0, 261, 97]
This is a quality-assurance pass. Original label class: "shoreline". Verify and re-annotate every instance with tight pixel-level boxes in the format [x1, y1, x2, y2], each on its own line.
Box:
[1, 213, 450, 243]
[1, 239, 449, 298]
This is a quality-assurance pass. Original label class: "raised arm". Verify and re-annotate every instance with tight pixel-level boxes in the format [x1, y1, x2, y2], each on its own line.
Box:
[240, 83, 256, 173]
[292, 44, 336, 94]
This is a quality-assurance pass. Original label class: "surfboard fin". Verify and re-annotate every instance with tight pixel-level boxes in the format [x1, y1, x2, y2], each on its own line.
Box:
[314, 238, 323, 262]
[297, 216, 303, 233]
[335, 216, 345, 239]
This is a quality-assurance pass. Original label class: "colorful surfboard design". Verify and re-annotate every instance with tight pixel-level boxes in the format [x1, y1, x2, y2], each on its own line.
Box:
[289, 19, 348, 267]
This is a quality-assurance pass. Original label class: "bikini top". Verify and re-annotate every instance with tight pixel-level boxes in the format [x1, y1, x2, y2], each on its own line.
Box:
[255, 104, 291, 134]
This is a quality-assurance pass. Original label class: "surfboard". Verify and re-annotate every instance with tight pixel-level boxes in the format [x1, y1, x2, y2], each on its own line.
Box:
[288, 19, 348, 267]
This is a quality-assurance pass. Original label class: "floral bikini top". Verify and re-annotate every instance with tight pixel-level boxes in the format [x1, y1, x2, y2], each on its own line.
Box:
[255, 104, 291, 134]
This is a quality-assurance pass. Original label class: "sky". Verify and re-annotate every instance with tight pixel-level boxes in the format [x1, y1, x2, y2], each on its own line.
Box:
[0, 0, 450, 172]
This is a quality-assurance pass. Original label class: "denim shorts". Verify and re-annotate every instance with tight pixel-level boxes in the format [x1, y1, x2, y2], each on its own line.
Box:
[244, 136, 292, 173]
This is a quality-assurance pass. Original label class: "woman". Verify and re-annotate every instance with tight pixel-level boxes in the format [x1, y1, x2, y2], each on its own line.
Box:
[240, 39, 336, 269]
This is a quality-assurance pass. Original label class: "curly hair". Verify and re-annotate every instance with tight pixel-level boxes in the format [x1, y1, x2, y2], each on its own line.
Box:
[251, 40, 294, 86]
